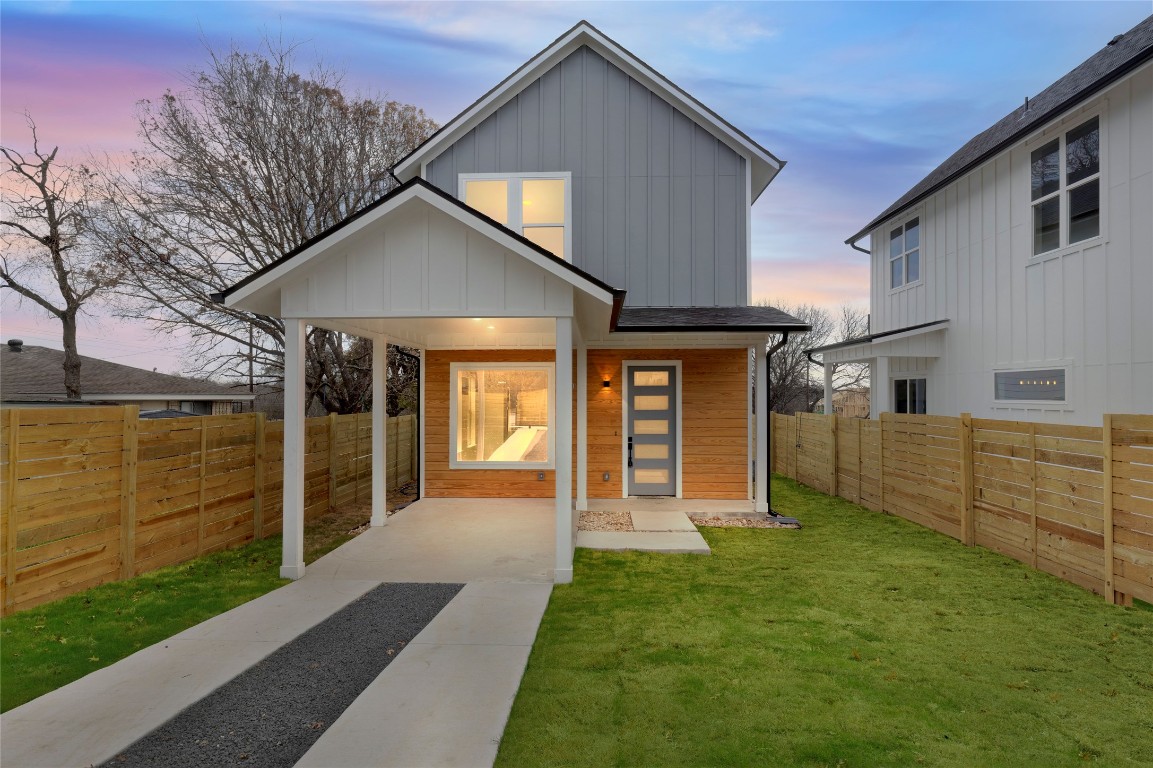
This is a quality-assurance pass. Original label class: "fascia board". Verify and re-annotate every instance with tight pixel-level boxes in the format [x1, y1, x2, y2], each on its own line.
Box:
[394, 24, 781, 192]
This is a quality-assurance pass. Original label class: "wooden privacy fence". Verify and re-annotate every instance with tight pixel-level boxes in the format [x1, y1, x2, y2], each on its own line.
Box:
[0, 407, 417, 615]
[771, 411, 1153, 607]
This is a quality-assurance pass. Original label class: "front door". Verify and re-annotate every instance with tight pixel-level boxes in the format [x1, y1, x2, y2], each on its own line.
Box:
[627, 365, 677, 496]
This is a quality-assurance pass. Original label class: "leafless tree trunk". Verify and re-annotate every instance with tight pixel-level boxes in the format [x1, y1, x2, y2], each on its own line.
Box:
[97, 40, 436, 409]
[758, 300, 869, 414]
[1, 117, 120, 398]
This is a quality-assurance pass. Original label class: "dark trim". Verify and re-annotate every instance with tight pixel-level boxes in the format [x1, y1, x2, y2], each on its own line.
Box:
[393, 20, 782, 181]
[211, 177, 623, 304]
[613, 322, 811, 334]
[847, 21, 1153, 245]
[806, 319, 949, 355]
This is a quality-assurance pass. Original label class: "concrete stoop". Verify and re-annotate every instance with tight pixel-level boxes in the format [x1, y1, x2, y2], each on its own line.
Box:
[576, 510, 711, 554]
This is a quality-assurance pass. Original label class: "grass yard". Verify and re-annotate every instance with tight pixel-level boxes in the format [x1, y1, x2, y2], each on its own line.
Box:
[0, 502, 376, 713]
[497, 476, 1153, 767]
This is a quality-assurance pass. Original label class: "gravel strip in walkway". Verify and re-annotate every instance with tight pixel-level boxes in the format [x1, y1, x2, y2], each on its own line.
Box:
[100, 582, 464, 768]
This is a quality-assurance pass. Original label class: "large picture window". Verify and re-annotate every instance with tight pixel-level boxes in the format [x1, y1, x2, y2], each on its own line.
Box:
[449, 363, 553, 468]
[460, 173, 570, 260]
[1031, 116, 1100, 255]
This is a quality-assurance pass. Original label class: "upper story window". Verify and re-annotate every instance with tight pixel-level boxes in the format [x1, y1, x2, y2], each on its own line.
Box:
[889, 217, 920, 289]
[1031, 116, 1100, 256]
[460, 173, 571, 260]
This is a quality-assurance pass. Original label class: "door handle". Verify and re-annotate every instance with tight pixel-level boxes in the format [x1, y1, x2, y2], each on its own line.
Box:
[627, 437, 634, 467]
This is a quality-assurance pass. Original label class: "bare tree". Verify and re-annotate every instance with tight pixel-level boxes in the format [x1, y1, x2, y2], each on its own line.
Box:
[1, 117, 120, 398]
[99, 41, 436, 409]
[758, 300, 869, 414]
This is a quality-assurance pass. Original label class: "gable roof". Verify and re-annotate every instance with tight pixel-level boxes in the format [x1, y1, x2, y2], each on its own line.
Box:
[393, 20, 784, 200]
[1, 343, 252, 402]
[214, 176, 626, 318]
[847, 14, 1153, 246]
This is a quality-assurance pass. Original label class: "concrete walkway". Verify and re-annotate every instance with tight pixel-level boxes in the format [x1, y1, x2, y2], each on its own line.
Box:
[576, 509, 711, 554]
[0, 499, 556, 768]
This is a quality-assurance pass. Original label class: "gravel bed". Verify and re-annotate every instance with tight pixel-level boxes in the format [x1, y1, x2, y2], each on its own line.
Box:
[690, 516, 801, 529]
[578, 511, 633, 531]
[100, 582, 463, 768]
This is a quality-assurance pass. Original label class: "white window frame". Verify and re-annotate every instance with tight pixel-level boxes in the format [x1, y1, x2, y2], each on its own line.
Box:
[459, 172, 573, 261]
[991, 363, 1071, 407]
[448, 361, 556, 470]
[887, 213, 922, 292]
[1028, 112, 1103, 259]
[892, 377, 927, 414]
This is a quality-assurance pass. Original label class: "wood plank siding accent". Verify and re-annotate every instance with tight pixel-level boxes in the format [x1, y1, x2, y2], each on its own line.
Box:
[425, 45, 749, 308]
[425, 350, 559, 498]
[424, 348, 751, 500]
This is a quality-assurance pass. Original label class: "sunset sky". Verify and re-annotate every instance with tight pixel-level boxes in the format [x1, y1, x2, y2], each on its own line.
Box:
[2, 1, 1149, 374]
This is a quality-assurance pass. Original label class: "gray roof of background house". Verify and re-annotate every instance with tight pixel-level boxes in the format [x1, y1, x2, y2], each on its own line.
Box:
[614, 306, 810, 333]
[848, 14, 1153, 245]
[0, 342, 253, 402]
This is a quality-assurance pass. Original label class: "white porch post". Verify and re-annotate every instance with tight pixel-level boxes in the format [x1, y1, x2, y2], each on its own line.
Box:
[823, 363, 834, 416]
[755, 337, 769, 514]
[870, 357, 890, 419]
[281, 319, 307, 579]
[576, 327, 588, 512]
[371, 334, 388, 527]
[554, 316, 574, 584]
[418, 349, 426, 499]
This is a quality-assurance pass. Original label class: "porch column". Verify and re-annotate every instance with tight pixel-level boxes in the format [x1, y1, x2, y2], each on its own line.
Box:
[281, 319, 306, 579]
[417, 349, 426, 499]
[576, 328, 588, 511]
[823, 363, 834, 417]
[870, 357, 889, 419]
[371, 334, 388, 527]
[755, 337, 769, 514]
[554, 316, 574, 584]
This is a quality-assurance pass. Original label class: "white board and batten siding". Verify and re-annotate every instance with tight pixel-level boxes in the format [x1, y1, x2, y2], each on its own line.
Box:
[424, 45, 748, 309]
[867, 63, 1153, 425]
[279, 198, 574, 322]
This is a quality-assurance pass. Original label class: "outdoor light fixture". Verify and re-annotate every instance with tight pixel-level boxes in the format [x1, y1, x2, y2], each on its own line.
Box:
[602, 377, 611, 389]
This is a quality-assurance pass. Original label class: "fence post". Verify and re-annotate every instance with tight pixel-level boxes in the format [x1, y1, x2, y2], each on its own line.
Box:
[391, 416, 399, 490]
[253, 412, 266, 541]
[959, 413, 974, 546]
[1029, 422, 1038, 568]
[354, 413, 363, 504]
[855, 417, 863, 505]
[878, 412, 888, 515]
[120, 406, 139, 579]
[1102, 414, 1116, 605]
[4, 410, 20, 616]
[828, 414, 838, 497]
[327, 412, 339, 512]
[196, 417, 207, 556]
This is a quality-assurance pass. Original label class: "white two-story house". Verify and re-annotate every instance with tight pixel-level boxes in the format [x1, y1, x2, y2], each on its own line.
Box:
[215, 22, 808, 582]
[811, 14, 1152, 426]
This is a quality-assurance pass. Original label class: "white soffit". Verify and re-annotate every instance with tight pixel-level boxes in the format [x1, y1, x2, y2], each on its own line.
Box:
[221, 183, 616, 317]
[393, 22, 782, 198]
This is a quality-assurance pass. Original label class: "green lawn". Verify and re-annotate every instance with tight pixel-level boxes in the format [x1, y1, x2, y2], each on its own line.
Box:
[497, 476, 1153, 767]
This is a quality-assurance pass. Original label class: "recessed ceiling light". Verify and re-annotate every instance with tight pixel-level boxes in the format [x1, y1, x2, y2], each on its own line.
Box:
[487, 325, 496, 330]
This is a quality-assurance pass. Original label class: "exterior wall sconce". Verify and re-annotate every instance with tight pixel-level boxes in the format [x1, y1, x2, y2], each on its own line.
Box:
[602, 378, 611, 389]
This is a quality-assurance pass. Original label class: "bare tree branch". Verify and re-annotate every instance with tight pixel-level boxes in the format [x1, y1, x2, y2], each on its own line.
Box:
[96, 39, 436, 411]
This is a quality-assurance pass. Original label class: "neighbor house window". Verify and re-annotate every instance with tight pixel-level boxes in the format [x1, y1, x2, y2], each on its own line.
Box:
[1031, 116, 1100, 255]
[449, 363, 554, 468]
[893, 378, 926, 414]
[994, 368, 1066, 402]
[461, 173, 570, 260]
[889, 217, 920, 289]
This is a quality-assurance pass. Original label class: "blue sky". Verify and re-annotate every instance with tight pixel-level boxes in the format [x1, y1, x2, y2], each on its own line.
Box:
[2, 1, 1149, 372]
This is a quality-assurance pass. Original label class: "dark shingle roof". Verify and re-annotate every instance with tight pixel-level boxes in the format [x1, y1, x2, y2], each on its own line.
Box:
[613, 306, 810, 333]
[848, 14, 1153, 245]
[0, 344, 250, 401]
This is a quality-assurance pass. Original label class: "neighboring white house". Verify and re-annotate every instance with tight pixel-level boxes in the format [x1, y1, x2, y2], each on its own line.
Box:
[810, 15, 1152, 426]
